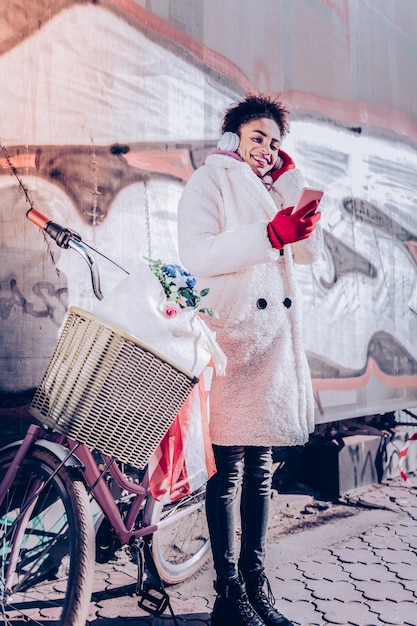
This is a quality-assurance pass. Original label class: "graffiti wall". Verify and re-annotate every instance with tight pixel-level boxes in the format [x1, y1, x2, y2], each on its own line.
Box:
[1, 0, 417, 435]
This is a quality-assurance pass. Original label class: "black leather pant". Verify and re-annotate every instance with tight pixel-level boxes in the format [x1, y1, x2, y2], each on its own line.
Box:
[206, 445, 273, 581]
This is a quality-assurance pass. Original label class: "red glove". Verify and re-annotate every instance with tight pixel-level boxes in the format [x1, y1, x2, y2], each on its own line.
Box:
[270, 149, 296, 182]
[267, 200, 321, 249]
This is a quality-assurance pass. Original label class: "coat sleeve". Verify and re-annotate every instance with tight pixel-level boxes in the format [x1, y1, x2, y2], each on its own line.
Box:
[177, 167, 280, 277]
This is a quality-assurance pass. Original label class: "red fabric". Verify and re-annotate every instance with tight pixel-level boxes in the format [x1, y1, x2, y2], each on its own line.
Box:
[270, 149, 296, 182]
[268, 202, 321, 249]
[148, 362, 216, 502]
[266, 221, 284, 248]
[148, 410, 188, 502]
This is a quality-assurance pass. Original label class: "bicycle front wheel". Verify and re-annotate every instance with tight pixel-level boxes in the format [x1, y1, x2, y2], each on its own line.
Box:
[148, 482, 210, 584]
[0, 447, 95, 625]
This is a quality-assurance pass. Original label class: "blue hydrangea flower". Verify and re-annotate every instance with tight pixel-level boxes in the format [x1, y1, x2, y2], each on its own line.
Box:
[146, 258, 216, 317]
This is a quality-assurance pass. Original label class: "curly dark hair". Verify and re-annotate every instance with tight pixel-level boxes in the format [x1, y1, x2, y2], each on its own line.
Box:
[221, 93, 290, 138]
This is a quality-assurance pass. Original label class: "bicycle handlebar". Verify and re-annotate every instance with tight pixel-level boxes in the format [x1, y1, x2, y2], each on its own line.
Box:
[26, 208, 82, 248]
[26, 208, 50, 230]
[26, 207, 104, 300]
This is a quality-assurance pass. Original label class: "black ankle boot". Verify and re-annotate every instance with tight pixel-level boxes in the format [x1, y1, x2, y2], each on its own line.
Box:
[244, 572, 293, 626]
[211, 576, 266, 626]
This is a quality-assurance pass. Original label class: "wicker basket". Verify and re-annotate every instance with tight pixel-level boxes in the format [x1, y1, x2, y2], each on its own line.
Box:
[29, 307, 198, 468]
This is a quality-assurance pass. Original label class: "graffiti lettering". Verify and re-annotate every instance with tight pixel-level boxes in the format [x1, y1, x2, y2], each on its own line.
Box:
[0, 278, 68, 324]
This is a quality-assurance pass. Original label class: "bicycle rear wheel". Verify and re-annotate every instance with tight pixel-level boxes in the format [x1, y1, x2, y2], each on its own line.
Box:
[148, 482, 210, 584]
[0, 447, 95, 625]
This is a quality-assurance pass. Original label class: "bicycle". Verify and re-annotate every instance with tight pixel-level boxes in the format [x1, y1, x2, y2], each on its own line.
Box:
[0, 208, 211, 625]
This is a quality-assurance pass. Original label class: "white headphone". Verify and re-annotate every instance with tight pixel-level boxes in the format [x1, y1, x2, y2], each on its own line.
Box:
[217, 131, 240, 152]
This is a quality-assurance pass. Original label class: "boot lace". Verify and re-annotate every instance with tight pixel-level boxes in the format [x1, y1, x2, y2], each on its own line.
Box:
[237, 594, 261, 622]
[256, 573, 276, 607]
[247, 573, 293, 625]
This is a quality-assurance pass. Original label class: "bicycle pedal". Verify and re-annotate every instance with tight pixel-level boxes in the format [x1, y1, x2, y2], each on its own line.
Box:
[138, 586, 170, 616]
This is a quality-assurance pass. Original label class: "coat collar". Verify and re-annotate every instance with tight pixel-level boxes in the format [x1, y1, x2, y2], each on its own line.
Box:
[204, 152, 279, 220]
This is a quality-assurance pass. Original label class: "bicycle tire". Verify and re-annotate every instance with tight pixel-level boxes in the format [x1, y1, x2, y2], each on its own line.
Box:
[0, 447, 95, 625]
[148, 483, 211, 584]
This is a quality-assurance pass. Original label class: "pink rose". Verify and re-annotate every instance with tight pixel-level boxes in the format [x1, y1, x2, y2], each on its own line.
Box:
[163, 302, 180, 318]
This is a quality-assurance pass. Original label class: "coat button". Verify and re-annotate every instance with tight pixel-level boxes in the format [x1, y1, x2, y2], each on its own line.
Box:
[256, 298, 268, 309]
[283, 297, 292, 308]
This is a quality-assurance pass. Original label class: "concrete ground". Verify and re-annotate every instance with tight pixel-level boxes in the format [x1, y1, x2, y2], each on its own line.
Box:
[84, 475, 417, 626]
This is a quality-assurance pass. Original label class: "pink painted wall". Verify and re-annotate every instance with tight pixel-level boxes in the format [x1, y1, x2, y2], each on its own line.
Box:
[1, 0, 417, 440]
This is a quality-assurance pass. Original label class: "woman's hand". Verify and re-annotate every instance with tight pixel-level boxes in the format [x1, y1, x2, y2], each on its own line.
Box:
[267, 200, 321, 249]
[270, 149, 296, 181]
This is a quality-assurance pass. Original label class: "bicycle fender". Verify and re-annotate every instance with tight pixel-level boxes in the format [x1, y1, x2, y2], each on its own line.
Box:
[0, 438, 82, 468]
[34, 439, 83, 467]
[0, 440, 24, 454]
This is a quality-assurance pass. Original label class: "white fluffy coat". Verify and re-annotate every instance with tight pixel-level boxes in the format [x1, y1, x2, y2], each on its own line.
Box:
[177, 153, 323, 447]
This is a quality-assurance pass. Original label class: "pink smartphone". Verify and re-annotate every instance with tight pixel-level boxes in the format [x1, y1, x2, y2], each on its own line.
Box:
[292, 187, 324, 215]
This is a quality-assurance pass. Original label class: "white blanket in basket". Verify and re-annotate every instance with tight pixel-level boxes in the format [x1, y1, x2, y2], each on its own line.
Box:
[92, 261, 226, 378]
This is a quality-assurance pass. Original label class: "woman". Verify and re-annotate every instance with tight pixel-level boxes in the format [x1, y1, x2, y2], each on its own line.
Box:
[177, 93, 323, 626]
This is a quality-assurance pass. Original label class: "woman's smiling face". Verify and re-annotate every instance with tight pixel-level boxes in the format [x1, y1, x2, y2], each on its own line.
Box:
[237, 118, 281, 177]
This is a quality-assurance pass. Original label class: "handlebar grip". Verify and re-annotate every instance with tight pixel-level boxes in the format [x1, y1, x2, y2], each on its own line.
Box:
[26, 208, 50, 230]
[26, 207, 81, 248]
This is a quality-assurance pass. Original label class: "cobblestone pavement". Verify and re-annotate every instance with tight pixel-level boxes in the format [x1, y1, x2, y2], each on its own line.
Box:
[86, 477, 417, 626]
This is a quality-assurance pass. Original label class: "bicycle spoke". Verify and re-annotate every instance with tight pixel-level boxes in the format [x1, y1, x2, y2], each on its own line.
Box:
[0, 448, 94, 625]
[148, 484, 210, 584]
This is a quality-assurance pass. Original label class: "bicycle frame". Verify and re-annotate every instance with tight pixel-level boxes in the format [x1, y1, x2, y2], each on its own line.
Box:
[0, 423, 203, 546]
[0, 210, 210, 623]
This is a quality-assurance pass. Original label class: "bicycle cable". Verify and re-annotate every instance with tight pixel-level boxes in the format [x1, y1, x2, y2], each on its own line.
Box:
[80, 241, 130, 275]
